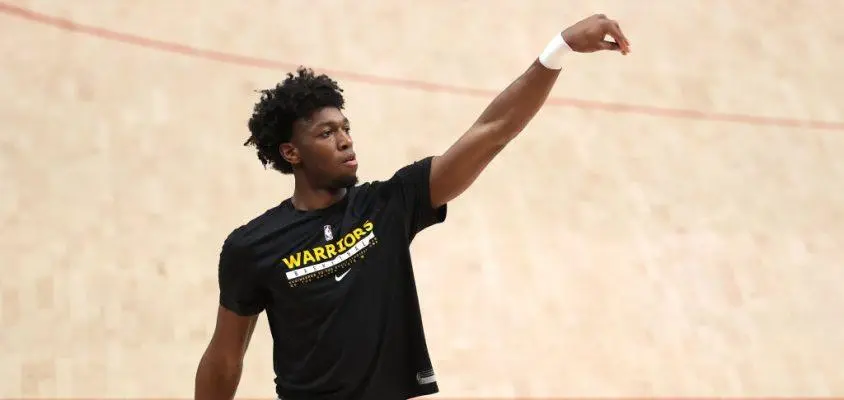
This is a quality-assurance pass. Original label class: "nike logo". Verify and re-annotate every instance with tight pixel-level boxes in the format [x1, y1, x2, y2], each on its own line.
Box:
[335, 268, 352, 282]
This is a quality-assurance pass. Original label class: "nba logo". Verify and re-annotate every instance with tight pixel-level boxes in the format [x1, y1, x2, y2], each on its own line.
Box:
[323, 225, 333, 241]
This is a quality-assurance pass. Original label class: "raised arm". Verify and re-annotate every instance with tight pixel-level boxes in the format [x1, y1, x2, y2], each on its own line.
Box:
[428, 14, 630, 208]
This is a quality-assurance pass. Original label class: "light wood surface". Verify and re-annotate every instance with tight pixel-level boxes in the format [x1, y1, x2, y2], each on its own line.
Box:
[2, 0, 843, 398]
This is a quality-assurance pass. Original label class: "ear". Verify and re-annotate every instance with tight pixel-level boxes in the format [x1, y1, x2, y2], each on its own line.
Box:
[279, 142, 300, 167]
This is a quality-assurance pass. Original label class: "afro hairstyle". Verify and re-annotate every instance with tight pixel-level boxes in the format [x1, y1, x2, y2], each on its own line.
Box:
[244, 67, 346, 174]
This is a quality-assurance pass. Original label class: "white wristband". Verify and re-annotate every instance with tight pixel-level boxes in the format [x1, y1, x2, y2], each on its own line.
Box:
[538, 33, 571, 70]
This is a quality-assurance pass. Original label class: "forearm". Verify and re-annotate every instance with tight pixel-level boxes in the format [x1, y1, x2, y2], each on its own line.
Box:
[428, 37, 568, 206]
[471, 58, 561, 144]
[194, 351, 243, 400]
[426, 15, 629, 207]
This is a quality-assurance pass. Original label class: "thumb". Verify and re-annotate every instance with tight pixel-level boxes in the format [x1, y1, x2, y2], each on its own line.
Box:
[597, 40, 621, 51]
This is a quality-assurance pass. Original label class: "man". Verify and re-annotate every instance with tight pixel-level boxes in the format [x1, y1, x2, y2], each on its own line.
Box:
[194, 14, 630, 400]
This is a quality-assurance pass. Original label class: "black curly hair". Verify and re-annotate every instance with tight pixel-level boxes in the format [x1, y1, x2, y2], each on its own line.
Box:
[244, 67, 346, 174]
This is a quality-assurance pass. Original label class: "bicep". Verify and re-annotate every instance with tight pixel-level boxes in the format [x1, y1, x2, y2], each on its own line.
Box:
[194, 305, 258, 400]
[386, 157, 448, 238]
[208, 305, 260, 358]
[430, 125, 506, 207]
[217, 236, 269, 316]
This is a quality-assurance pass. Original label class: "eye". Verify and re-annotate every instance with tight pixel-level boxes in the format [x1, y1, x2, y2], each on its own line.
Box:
[320, 130, 332, 138]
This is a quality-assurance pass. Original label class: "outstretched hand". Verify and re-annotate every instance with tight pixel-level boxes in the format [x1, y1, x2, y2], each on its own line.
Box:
[562, 14, 631, 55]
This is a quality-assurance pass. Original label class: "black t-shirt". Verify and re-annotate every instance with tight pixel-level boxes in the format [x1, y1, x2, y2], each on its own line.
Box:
[218, 156, 447, 400]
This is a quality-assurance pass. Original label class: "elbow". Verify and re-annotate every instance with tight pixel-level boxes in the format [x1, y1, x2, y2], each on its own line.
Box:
[198, 348, 243, 378]
[195, 347, 244, 399]
[469, 120, 523, 147]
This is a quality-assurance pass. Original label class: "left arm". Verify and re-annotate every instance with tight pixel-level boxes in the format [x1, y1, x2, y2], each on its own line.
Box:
[429, 14, 631, 208]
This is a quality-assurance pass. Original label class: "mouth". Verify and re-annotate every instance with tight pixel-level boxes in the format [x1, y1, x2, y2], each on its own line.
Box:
[341, 153, 358, 167]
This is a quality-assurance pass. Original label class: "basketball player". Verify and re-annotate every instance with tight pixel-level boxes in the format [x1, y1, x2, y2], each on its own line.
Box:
[194, 14, 629, 400]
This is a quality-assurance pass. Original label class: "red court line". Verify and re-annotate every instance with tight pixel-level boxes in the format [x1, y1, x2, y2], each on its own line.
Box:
[0, 395, 844, 400]
[2, 2, 843, 131]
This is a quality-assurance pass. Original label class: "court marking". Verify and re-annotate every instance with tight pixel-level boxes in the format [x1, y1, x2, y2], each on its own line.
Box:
[1, 1, 842, 131]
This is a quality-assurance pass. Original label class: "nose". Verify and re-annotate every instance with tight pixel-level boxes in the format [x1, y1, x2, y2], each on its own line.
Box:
[337, 130, 353, 150]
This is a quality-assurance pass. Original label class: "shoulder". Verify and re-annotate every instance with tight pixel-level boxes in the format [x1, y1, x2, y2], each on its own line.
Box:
[389, 156, 435, 182]
[222, 202, 294, 249]
[361, 156, 435, 193]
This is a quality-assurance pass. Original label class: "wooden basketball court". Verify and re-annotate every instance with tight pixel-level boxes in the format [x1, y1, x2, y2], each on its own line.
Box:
[2, 0, 843, 398]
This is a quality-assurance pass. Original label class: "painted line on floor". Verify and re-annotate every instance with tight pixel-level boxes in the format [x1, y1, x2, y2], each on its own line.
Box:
[2, 2, 842, 131]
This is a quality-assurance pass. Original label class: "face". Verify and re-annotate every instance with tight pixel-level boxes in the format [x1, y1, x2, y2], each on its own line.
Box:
[282, 107, 359, 189]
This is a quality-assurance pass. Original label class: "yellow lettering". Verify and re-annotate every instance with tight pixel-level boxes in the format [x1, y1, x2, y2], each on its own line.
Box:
[325, 244, 337, 258]
[282, 221, 378, 270]
[282, 253, 302, 269]
[343, 233, 356, 247]
[313, 247, 327, 261]
[302, 250, 315, 264]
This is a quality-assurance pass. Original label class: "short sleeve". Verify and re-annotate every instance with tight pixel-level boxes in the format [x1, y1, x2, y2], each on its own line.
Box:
[385, 156, 448, 239]
[217, 234, 268, 316]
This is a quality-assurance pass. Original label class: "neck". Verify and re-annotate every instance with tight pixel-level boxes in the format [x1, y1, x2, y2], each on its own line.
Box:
[289, 174, 347, 211]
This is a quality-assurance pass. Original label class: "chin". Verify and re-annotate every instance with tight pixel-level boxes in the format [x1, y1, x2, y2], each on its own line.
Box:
[330, 174, 359, 190]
